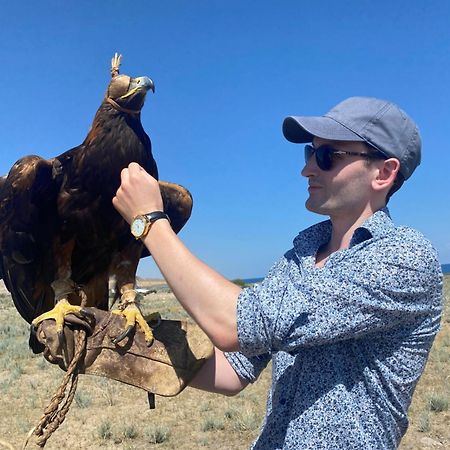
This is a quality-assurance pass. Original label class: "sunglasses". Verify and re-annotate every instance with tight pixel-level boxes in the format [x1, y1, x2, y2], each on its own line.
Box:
[304, 144, 385, 171]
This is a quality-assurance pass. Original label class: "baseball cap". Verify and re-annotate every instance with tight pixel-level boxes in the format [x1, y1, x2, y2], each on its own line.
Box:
[282, 96, 421, 179]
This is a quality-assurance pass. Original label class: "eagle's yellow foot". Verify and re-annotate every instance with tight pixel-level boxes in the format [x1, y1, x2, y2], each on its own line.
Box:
[30, 299, 88, 337]
[111, 291, 160, 346]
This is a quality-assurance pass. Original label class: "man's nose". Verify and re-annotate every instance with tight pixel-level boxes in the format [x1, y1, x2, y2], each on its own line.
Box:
[301, 154, 318, 177]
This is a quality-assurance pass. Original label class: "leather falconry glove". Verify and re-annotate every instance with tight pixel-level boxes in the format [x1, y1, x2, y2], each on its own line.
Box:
[35, 307, 214, 398]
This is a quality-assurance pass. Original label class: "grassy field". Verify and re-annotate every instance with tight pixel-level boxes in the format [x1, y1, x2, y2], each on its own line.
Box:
[0, 277, 448, 449]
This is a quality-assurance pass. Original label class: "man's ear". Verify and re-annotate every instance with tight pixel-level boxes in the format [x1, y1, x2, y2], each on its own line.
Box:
[372, 158, 400, 193]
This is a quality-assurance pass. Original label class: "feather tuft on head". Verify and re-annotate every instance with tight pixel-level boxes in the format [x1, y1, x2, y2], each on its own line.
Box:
[111, 53, 122, 78]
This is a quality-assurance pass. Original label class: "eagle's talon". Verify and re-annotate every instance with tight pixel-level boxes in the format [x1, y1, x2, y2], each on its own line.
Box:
[30, 299, 85, 339]
[113, 324, 134, 344]
[111, 294, 158, 346]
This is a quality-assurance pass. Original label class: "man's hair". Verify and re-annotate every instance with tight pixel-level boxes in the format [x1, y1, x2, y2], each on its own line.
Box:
[364, 144, 404, 204]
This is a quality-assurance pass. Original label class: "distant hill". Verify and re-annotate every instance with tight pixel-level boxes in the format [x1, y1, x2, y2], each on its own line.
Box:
[442, 264, 450, 274]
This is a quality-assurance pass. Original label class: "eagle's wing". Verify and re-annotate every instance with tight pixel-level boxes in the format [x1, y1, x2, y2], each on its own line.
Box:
[159, 181, 193, 234]
[0, 156, 59, 324]
[138, 180, 193, 261]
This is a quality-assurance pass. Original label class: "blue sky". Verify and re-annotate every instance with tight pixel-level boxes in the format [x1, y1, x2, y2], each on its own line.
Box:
[0, 1, 449, 279]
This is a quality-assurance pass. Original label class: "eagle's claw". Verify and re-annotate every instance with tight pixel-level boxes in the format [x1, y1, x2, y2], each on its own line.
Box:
[111, 296, 160, 346]
[112, 324, 135, 344]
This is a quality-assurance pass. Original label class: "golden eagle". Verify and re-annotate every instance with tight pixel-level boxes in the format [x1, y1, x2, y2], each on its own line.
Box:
[0, 54, 192, 352]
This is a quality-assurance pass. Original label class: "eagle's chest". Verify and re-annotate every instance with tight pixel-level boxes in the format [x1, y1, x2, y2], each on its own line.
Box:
[63, 142, 153, 195]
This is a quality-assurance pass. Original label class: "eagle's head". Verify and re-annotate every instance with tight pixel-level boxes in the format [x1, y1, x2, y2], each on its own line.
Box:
[105, 53, 155, 114]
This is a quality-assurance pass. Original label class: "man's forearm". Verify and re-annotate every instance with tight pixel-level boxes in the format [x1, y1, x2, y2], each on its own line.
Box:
[142, 218, 241, 351]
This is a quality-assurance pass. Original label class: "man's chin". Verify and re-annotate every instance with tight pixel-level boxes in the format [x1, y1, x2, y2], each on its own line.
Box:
[305, 199, 329, 216]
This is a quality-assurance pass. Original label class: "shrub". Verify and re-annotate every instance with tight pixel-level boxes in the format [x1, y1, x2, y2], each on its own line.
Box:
[144, 425, 170, 444]
[429, 394, 449, 412]
[122, 424, 138, 439]
[201, 416, 225, 432]
[417, 412, 431, 432]
[98, 420, 113, 439]
[231, 411, 260, 432]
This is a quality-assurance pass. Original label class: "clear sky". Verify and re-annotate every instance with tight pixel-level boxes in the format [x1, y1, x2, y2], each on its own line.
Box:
[0, 1, 449, 279]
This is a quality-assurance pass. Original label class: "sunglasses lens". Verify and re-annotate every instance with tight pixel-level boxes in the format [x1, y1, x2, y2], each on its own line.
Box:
[304, 144, 315, 164]
[304, 145, 336, 170]
[316, 146, 333, 171]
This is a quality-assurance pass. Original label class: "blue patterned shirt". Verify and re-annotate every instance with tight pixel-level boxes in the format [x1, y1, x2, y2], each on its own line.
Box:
[225, 208, 442, 450]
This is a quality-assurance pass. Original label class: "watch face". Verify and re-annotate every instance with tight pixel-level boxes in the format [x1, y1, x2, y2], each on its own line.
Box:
[131, 216, 146, 238]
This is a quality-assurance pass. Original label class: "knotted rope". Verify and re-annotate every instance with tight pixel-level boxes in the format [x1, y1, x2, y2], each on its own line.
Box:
[23, 292, 88, 449]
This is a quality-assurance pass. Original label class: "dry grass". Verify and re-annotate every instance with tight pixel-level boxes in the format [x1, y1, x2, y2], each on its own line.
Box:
[0, 282, 269, 450]
[399, 274, 450, 449]
[0, 276, 448, 449]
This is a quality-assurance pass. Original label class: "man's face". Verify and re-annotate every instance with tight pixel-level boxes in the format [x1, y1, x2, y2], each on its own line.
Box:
[301, 137, 379, 219]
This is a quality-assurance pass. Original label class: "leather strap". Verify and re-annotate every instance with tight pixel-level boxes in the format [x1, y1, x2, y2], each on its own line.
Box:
[144, 211, 171, 224]
[106, 97, 140, 115]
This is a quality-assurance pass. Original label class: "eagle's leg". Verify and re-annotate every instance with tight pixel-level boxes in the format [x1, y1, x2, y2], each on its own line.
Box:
[112, 285, 160, 345]
[31, 239, 89, 337]
[110, 244, 159, 346]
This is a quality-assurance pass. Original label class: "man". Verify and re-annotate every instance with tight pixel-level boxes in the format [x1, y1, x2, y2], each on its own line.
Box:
[113, 97, 443, 449]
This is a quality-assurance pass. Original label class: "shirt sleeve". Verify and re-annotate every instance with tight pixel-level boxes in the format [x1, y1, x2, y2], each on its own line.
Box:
[236, 229, 443, 357]
[223, 351, 271, 383]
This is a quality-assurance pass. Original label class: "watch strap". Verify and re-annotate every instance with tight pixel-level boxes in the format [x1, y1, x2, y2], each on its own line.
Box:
[144, 211, 171, 224]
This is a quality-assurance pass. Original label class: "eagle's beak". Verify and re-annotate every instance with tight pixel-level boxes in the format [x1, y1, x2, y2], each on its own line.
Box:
[120, 76, 155, 100]
[138, 76, 155, 93]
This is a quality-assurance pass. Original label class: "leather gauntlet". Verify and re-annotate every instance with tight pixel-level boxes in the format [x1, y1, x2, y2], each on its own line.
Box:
[35, 307, 214, 397]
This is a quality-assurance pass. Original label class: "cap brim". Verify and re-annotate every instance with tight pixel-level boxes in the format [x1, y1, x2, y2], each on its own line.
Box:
[282, 116, 365, 143]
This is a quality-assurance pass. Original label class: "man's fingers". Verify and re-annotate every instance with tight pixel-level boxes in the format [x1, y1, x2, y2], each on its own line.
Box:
[114, 162, 163, 220]
[128, 162, 144, 175]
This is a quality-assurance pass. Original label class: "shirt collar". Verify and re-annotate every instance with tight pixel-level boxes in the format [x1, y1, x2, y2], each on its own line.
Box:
[293, 220, 332, 257]
[354, 207, 395, 242]
[293, 207, 395, 257]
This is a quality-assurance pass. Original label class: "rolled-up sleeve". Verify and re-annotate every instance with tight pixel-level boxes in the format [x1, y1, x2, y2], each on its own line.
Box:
[236, 230, 443, 357]
[224, 351, 271, 383]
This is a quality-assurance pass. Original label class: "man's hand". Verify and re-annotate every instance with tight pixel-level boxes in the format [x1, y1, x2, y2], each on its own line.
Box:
[113, 162, 164, 224]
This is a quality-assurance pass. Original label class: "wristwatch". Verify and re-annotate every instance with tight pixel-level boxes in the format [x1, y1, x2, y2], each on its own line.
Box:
[130, 211, 170, 239]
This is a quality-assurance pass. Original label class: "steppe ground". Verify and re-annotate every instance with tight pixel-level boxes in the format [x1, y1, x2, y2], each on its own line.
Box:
[0, 276, 449, 450]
